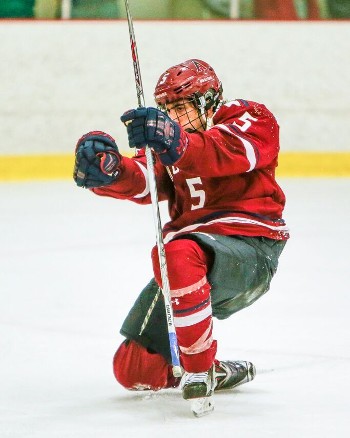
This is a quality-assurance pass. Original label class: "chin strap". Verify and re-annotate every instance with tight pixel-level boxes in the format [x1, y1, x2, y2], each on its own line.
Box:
[206, 117, 213, 130]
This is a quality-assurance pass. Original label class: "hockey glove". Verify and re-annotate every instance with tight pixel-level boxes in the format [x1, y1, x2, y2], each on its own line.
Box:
[120, 107, 188, 166]
[73, 131, 121, 188]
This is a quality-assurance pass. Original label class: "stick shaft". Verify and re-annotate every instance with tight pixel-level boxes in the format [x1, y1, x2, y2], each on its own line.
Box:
[124, 0, 145, 108]
[124, 0, 181, 377]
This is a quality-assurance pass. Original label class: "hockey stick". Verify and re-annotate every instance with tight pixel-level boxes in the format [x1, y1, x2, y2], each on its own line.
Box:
[124, 0, 182, 378]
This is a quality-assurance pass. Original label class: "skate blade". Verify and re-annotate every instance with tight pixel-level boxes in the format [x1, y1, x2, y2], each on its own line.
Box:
[190, 397, 214, 417]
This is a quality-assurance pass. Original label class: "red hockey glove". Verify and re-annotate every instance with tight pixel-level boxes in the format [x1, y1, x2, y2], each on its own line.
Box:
[73, 131, 121, 188]
[120, 107, 188, 166]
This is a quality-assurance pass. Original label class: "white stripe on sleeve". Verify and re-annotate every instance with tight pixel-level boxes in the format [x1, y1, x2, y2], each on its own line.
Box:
[215, 124, 257, 172]
[133, 161, 150, 199]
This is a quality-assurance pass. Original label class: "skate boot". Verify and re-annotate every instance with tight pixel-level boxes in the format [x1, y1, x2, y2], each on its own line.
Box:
[180, 365, 216, 417]
[214, 360, 256, 391]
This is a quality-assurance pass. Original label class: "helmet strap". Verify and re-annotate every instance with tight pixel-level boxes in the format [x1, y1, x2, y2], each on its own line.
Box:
[193, 91, 221, 130]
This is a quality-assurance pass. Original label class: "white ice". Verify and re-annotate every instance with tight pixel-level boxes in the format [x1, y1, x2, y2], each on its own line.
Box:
[1, 179, 349, 438]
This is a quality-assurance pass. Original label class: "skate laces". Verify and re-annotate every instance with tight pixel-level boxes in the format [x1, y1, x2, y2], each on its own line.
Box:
[181, 371, 209, 387]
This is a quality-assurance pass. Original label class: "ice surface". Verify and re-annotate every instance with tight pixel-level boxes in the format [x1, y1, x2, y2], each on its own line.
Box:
[1, 179, 349, 437]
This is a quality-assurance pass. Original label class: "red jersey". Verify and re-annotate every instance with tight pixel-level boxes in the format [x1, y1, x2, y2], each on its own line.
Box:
[92, 99, 289, 242]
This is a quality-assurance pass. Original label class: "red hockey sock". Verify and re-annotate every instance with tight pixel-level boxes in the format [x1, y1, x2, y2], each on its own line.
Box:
[152, 239, 217, 373]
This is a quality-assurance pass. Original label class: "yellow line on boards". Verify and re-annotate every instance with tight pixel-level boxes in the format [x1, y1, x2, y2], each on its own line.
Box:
[0, 154, 76, 182]
[0, 152, 349, 181]
[276, 152, 350, 177]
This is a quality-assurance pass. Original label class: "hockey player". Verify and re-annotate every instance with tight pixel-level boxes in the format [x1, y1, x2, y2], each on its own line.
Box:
[73, 59, 288, 415]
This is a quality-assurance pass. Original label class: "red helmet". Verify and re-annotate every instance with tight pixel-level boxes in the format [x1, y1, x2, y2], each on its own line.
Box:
[154, 59, 223, 110]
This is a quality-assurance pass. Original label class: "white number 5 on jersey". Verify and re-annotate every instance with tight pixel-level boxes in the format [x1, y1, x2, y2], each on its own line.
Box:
[232, 111, 258, 132]
[186, 177, 205, 210]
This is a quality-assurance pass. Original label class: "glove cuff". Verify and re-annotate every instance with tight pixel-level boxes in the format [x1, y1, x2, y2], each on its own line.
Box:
[158, 125, 188, 166]
[98, 151, 121, 177]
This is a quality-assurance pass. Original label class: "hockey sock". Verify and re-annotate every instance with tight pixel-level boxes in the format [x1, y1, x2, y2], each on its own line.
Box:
[152, 238, 217, 372]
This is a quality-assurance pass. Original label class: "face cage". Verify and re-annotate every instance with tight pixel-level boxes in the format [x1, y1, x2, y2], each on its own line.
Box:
[157, 98, 205, 133]
[157, 88, 222, 133]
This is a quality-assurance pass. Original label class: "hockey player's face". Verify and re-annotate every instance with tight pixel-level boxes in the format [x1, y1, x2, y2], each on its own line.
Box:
[166, 99, 206, 133]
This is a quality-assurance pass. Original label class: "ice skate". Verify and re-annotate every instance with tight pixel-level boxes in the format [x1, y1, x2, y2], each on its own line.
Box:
[180, 365, 216, 417]
[214, 360, 256, 391]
